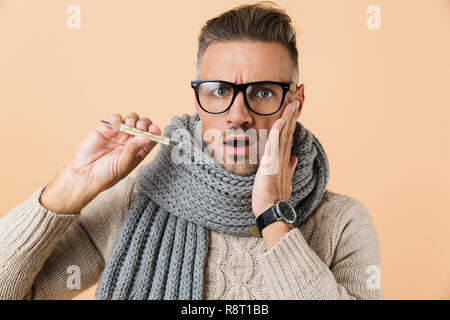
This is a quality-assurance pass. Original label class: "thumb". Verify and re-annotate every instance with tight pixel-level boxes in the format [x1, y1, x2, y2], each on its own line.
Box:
[120, 136, 151, 167]
[290, 156, 299, 178]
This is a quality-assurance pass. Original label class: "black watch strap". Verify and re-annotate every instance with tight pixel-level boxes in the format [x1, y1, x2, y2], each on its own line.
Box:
[256, 205, 281, 234]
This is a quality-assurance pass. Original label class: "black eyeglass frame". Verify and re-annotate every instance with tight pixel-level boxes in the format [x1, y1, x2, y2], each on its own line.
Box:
[190, 80, 297, 116]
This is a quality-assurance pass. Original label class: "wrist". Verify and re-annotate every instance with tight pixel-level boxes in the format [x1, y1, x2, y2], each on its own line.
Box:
[254, 198, 296, 246]
[262, 220, 294, 234]
[40, 165, 97, 214]
[253, 200, 278, 218]
[261, 220, 294, 250]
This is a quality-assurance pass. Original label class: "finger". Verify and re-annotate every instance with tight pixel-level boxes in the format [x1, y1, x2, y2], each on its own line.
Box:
[258, 118, 281, 174]
[119, 136, 151, 170]
[106, 113, 124, 134]
[148, 123, 161, 136]
[108, 113, 124, 126]
[281, 100, 298, 122]
[135, 137, 153, 161]
[263, 117, 285, 161]
[125, 112, 139, 127]
[136, 117, 152, 131]
[290, 156, 299, 178]
[280, 100, 299, 139]
[136, 123, 162, 155]
[281, 100, 300, 159]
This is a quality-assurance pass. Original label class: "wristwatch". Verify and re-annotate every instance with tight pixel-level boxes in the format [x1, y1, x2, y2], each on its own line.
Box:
[249, 200, 297, 237]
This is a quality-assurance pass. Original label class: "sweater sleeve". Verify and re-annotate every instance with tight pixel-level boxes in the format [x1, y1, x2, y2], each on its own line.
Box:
[0, 175, 136, 300]
[257, 199, 382, 300]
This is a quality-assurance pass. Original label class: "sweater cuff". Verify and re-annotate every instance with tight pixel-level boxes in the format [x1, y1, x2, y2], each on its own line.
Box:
[0, 184, 80, 270]
[257, 227, 331, 299]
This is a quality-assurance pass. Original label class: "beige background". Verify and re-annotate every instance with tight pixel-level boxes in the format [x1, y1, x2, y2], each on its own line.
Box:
[0, 0, 449, 299]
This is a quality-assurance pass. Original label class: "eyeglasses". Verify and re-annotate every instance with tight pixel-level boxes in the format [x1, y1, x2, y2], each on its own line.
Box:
[190, 80, 297, 116]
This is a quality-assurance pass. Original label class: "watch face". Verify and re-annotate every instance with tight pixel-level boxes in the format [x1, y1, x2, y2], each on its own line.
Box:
[276, 200, 297, 223]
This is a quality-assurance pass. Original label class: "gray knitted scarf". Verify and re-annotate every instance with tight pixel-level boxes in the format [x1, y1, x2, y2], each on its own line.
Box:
[95, 112, 329, 300]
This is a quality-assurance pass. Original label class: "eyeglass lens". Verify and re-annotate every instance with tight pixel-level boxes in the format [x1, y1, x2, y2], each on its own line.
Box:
[197, 82, 284, 114]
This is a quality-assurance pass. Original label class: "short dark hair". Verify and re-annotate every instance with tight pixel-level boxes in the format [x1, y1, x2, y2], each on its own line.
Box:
[196, 1, 299, 82]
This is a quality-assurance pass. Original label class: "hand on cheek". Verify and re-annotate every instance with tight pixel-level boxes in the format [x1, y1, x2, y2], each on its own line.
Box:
[252, 99, 301, 217]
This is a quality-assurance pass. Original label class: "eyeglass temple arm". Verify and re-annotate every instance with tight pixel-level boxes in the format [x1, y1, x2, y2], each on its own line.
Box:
[289, 83, 297, 92]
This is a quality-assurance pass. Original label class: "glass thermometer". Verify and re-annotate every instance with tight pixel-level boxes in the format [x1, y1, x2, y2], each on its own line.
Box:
[100, 120, 179, 145]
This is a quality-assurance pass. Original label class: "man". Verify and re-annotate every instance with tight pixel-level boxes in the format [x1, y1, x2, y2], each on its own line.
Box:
[0, 2, 381, 299]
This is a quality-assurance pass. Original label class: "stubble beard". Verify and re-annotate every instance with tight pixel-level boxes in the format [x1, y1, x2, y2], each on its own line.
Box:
[223, 157, 259, 176]
[207, 142, 260, 176]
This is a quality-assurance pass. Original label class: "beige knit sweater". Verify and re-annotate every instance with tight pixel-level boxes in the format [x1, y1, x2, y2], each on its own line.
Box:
[0, 175, 382, 300]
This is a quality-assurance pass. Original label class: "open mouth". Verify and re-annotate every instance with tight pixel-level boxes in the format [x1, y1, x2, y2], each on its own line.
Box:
[223, 136, 254, 155]
[225, 137, 251, 147]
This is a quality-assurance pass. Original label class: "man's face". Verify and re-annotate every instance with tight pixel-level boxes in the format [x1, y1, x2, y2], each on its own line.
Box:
[195, 40, 304, 176]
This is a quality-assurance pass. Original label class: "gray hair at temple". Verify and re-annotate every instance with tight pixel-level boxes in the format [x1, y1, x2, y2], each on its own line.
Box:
[195, 1, 300, 83]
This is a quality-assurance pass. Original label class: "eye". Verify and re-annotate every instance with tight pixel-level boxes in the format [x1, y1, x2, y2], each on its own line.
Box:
[212, 87, 230, 97]
[255, 88, 273, 99]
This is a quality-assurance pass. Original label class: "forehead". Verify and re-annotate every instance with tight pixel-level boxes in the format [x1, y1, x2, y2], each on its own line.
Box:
[199, 41, 292, 83]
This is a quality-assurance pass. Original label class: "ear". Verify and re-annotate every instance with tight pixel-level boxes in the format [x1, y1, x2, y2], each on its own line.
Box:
[287, 84, 305, 107]
[296, 84, 305, 109]
[290, 84, 305, 117]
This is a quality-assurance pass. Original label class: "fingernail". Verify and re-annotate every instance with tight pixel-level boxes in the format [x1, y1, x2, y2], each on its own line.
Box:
[291, 102, 298, 114]
[149, 124, 158, 132]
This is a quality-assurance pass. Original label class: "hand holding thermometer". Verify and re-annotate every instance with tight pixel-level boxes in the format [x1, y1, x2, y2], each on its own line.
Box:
[100, 120, 179, 145]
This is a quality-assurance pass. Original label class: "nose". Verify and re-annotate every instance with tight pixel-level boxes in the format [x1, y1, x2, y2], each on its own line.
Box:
[225, 91, 254, 128]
